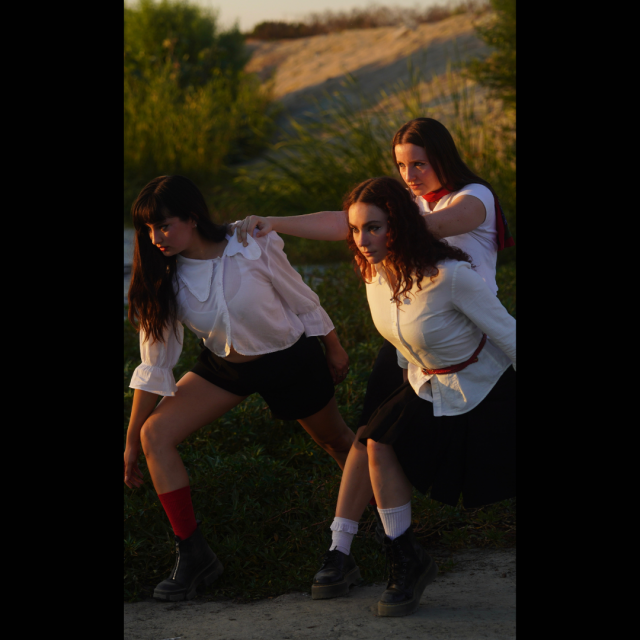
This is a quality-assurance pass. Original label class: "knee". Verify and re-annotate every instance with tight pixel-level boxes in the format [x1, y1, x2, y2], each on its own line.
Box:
[350, 426, 369, 454]
[367, 439, 391, 464]
[140, 416, 174, 457]
[318, 429, 354, 455]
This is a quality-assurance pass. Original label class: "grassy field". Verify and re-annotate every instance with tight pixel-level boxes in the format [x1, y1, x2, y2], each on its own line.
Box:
[124, 260, 515, 601]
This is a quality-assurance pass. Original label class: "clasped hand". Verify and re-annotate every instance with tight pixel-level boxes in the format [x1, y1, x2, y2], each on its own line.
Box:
[231, 215, 272, 246]
[326, 344, 350, 385]
[124, 443, 144, 489]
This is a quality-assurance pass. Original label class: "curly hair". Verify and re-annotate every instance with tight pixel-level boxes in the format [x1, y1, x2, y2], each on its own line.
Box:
[344, 177, 473, 305]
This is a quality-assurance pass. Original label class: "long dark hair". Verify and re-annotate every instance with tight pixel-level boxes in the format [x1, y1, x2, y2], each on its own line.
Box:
[344, 177, 472, 305]
[127, 175, 228, 344]
[392, 117, 494, 195]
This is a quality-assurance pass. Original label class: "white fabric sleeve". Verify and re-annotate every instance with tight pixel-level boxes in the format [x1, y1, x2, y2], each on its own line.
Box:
[396, 348, 409, 369]
[451, 262, 516, 369]
[129, 322, 184, 396]
[451, 183, 495, 225]
[262, 232, 335, 337]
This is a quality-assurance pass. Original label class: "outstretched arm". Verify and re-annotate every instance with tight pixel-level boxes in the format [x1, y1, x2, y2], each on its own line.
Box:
[125, 324, 184, 488]
[233, 193, 486, 245]
[234, 211, 349, 246]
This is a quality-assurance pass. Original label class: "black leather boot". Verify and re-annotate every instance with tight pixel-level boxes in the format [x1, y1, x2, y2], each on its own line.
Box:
[153, 524, 224, 601]
[311, 549, 362, 600]
[378, 526, 437, 616]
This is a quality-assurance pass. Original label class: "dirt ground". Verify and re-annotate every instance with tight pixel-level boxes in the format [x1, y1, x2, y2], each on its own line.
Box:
[124, 547, 515, 640]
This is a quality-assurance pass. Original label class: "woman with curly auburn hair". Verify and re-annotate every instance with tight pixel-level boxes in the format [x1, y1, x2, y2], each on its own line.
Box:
[310, 176, 515, 617]
[232, 116, 513, 440]
[124, 175, 355, 602]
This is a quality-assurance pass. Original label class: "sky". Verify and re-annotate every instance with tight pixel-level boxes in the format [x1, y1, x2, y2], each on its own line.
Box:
[127, 1, 448, 33]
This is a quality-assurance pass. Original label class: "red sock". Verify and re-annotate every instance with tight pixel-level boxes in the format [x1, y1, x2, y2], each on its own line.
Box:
[369, 496, 377, 507]
[158, 486, 197, 540]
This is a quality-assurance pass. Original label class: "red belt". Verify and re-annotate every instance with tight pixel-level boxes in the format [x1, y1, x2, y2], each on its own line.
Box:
[421, 334, 487, 375]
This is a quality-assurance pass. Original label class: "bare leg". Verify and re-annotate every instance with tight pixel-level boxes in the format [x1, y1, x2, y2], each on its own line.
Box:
[297, 396, 354, 470]
[367, 440, 412, 509]
[334, 425, 375, 521]
[140, 372, 248, 494]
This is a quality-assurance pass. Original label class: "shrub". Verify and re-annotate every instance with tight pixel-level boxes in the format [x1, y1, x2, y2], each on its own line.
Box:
[124, 0, 275, 222]
[465, 0, 516, 111]
[247, 2, 489, 40]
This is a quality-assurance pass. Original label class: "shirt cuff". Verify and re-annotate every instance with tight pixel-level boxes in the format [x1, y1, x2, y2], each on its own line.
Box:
[298, 306, 335, 337]
[129, 363, 178, 397]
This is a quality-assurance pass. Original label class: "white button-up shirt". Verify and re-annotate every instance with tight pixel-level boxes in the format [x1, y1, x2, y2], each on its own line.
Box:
[366, 259, 516, 416]
[129, 232, 335, 396]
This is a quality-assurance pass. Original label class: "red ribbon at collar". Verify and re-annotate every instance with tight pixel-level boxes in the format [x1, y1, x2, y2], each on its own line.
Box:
[421, 187, 515, 251]
[422, 187, 452, 203]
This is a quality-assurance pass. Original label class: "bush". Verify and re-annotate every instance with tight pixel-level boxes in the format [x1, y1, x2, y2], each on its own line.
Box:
[124, 262, 516, 601]
[466, 0, 516, 111]
[124, 0, 275, 221]
[247, 2, 489, 40]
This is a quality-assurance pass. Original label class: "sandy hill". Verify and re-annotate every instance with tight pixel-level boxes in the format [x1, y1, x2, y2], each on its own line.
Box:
[244, 11, 495, 124]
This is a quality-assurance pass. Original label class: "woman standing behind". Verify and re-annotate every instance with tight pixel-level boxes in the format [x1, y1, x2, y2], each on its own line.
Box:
[326, 176, 515, 616]
[124, 175, 354, 602]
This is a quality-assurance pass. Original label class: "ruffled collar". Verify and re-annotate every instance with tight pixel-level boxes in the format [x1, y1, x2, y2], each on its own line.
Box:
[176, 234, 262, 301]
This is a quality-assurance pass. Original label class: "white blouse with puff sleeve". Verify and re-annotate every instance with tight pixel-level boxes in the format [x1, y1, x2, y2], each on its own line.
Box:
[129, 232, 335, 397]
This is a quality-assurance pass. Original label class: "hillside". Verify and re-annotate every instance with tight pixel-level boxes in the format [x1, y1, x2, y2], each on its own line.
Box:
[244, 11, 495, 124]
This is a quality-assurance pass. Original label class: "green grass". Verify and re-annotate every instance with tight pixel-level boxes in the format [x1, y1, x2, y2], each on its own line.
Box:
[124, 261, 516, 601]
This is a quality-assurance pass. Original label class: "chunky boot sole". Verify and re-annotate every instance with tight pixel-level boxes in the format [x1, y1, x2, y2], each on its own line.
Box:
[153, 557, 224, 602]
[377, 558, 437, 617]
[311, 566, 362, 600]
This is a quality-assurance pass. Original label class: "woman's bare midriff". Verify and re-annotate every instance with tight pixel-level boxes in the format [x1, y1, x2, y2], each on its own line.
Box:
[222, 345, 265, 363]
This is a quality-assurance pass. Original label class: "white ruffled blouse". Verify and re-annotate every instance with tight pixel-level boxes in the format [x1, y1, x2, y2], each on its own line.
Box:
[129, 232, 335, 396]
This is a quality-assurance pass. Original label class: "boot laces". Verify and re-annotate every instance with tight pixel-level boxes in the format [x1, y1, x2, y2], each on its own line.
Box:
[385, 539, 410, 587]
[171, 542, 181, 581]
[319, 548, 344, 570]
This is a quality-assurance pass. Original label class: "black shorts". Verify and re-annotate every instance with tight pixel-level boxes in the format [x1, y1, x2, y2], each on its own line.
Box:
[359, 366, 516, 509]
[190, 334, 335, 421]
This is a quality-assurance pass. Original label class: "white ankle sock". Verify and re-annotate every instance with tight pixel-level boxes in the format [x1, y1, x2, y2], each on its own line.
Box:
[377, 501, 411, 540]
[329, 516, 358, 556]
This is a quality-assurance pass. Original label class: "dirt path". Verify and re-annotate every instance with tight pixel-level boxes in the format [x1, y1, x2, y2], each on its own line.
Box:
[124, 547, 515, 640]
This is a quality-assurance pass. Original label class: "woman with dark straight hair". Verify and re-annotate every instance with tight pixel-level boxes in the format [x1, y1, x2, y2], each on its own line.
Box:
[124, 175, 355, 602]
[315, 176, 515, 616]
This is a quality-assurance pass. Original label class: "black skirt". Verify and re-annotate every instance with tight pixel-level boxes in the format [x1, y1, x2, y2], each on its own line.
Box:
[359, 366, 516, 509]
[358, 340, 404, 427]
